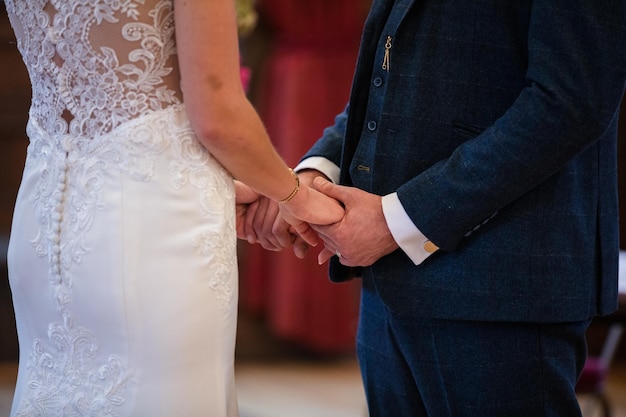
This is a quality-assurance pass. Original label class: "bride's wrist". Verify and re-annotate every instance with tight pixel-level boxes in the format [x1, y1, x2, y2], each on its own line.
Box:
[279, 179, 310, 211]
[276, 168, 300, 204]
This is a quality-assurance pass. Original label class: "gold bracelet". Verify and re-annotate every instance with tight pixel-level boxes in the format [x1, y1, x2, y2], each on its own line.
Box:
[277, 168, 300, 203]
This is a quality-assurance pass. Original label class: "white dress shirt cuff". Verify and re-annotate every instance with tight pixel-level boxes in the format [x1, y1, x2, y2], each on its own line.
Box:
[382, 193, 438, 265]
[294, 157, 341, 184]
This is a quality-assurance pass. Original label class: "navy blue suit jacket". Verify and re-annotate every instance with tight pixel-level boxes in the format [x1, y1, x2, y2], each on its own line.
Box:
[303, 0, 626, 322]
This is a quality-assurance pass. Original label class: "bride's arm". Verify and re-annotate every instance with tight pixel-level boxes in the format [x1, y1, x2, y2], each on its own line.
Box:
[173, 0, 343, 239]
[173, 0, 296, 202]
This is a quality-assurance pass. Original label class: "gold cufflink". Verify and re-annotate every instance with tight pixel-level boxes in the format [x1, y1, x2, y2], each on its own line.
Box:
[423, 241, 439, 254]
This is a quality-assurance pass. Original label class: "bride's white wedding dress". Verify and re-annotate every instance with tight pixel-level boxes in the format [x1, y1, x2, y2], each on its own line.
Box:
[4, 1, 239, 416]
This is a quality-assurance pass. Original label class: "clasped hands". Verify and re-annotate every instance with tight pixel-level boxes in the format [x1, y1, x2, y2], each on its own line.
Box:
[235, 170, 399, 266]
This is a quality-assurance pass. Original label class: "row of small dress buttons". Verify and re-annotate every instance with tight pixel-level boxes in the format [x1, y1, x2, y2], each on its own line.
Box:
[50, 154, 69, 283]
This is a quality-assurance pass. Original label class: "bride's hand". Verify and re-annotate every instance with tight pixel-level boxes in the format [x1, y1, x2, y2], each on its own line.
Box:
[278, 184, 344, 247]
[235, 180, 297, 251]
[234, 180, 262, 242]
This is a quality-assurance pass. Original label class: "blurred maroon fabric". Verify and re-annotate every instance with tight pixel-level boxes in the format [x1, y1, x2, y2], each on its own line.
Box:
[241, 0, 368, 353]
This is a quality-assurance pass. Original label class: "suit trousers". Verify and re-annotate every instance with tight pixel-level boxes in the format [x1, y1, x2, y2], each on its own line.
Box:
[357, 271, 590, 417]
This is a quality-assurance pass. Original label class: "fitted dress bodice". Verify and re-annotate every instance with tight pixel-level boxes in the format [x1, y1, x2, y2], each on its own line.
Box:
[6, 0, 183, 141]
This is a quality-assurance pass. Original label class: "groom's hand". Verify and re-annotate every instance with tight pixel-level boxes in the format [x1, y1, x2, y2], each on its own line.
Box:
[311, 177, 398, 266]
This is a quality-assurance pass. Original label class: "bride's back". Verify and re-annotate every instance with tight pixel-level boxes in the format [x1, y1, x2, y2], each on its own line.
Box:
[4, 0, 183, 140]
[5, 3, 242, 417]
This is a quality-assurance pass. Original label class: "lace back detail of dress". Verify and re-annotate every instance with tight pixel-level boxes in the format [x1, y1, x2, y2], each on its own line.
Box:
[4, 0, 181, 143]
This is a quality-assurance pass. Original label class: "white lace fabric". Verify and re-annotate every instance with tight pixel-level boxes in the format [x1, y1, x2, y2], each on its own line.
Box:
[5, 0, 182, 141]
[4, 1, 240, 416]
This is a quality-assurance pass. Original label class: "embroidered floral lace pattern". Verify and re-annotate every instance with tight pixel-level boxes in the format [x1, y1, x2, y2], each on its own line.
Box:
[4, 1, 237, 415]
[6, 0, 181, 140]
[171, 114, 238, 312]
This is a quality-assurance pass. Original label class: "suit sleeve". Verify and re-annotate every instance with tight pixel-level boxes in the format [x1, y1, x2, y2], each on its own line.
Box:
[399, 0, 626, 251]
[301, 105, 349, 167]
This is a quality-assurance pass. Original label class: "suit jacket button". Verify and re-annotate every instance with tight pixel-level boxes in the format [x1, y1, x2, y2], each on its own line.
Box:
[367, 120, 377, 131]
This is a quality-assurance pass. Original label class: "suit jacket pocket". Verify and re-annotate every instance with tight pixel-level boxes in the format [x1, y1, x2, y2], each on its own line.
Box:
[452, 120, 487, 138]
